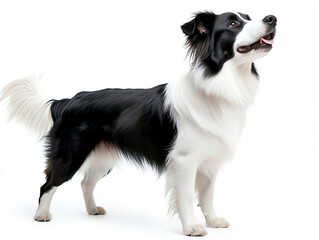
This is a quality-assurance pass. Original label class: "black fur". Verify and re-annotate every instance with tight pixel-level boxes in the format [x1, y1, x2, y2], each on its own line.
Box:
[238, 12, 251, 21]
[40, 85, 177, 199]
[181, 12, 254, 77]
[39, 11, 262, 200]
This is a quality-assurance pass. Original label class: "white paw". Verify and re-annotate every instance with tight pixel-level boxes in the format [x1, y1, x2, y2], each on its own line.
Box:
[184, 224, 208, 237]
[34, 211, 52, 222]
[206, 218, 230, 228]
[88, 206, 106, 215]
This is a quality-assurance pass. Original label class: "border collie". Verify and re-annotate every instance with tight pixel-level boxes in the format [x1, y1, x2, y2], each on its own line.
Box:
[0, 11, 276, 236]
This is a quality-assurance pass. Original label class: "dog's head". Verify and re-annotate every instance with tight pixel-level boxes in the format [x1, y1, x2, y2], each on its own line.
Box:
[181, 11, 277, 76]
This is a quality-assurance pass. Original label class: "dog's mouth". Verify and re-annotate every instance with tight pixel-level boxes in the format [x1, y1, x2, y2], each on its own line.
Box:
[237, 31, 275, 54]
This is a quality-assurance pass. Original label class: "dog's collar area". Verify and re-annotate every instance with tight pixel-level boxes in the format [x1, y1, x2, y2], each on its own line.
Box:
[237, 31, 275, 54]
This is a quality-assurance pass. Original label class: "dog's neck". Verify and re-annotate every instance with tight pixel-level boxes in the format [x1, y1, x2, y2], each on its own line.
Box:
[191, 59, 259, 107]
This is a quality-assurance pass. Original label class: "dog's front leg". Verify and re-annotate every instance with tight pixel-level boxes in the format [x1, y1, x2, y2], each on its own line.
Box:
[196, 169, 230, 228]
[167, 155, 207, 236]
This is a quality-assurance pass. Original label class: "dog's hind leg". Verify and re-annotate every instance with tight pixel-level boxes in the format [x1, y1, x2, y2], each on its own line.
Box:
[80, 143, 118, 215]
[34, 122, 103, 221]
[34, 157, 87, 222]
[34, 165, 71, 222]
[34, 186, 57, 221]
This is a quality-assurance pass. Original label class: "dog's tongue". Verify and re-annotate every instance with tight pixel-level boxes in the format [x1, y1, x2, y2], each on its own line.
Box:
[261, 38, 274, 45]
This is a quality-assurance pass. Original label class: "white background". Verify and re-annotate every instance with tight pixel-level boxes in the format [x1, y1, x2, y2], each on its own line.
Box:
[0, 0, 319, 239]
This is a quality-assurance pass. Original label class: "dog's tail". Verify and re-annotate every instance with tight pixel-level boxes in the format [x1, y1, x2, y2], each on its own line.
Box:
[0, 75, 53, 139]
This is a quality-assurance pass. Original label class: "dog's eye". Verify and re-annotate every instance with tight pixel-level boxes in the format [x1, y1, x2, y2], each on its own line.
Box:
[228, 20, 240, 28]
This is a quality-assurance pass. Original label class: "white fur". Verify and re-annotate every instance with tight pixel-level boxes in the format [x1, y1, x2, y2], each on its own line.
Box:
[235, 19, 268, 48]
[80, 143, 118, 215]
[0, 74, 119, 219]
[1, 14, 273, 237]
[34, 187, 57, 221]
[34, 143, 119, 220]
[0, 75, 52, 139]
[164, 19, 265, 233]
[234, 17, 274, 62]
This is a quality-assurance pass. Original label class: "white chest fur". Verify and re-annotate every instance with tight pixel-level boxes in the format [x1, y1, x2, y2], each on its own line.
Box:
[165, 62, 259, 166]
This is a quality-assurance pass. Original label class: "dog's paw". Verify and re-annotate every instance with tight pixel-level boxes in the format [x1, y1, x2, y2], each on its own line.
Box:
[34, 211, 52, 222]
[206, 218, 230, 228]
[88, 206, 106, 215]
[184, 224, 207, 237]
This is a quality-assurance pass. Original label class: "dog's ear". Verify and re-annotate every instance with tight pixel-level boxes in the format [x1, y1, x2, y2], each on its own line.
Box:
[181, 18, 209, 36]
[181, 12, 215, 66]
[181, 12, 213, 36]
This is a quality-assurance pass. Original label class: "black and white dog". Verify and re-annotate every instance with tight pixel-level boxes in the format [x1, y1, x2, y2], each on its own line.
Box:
[1, 11, 276, 236]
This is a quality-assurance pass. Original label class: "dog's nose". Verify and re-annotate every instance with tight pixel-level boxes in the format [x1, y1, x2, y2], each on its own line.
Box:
[263, 15, 277, 27]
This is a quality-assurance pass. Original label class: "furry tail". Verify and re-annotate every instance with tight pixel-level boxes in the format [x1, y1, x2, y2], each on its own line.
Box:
[0, 75, 53, 139]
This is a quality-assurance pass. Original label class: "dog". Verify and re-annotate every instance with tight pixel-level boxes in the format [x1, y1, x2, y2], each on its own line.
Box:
[0, 11, 276, 236]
